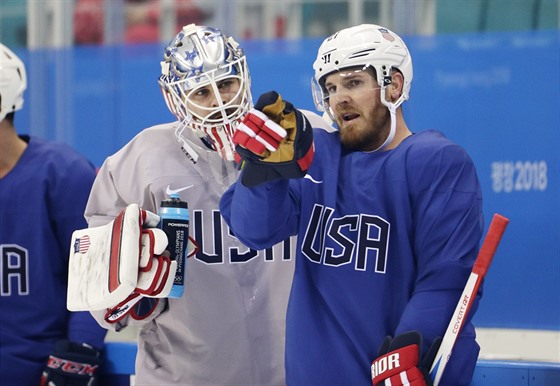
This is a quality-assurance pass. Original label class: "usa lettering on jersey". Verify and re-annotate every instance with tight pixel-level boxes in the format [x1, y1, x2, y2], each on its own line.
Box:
[192, 209, 292, 264]
[301, 204, 390, 273]
[1, 244, 29, 295]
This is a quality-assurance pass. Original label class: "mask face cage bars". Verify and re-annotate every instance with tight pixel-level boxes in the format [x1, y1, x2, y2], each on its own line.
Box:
[160, 55, 252, 162]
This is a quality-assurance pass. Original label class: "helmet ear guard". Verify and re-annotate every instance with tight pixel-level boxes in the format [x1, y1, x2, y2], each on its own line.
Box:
[0, 43, 27, 122]
[158, 24, 252, 162]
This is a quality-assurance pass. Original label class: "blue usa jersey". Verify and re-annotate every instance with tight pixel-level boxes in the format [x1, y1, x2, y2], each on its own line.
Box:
[0, 136, 106, 386]
[221, 129, 483, 386]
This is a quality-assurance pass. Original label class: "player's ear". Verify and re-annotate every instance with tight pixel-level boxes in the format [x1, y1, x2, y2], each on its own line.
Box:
[387, 71, 404, 103]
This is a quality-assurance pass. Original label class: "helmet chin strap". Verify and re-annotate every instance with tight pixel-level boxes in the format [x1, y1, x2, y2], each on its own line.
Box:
[175, 119, 200, 164]
[369, 87, 397, 153]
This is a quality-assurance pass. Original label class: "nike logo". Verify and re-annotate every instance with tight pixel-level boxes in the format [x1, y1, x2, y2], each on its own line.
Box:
[304, 174, 323, 184]
[166, 184, 194, 195]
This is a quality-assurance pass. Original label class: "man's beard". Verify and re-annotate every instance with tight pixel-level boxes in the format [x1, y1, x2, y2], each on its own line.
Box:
[339, 106, 391, 152]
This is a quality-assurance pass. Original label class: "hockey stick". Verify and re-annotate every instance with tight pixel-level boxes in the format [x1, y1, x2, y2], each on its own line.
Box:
[429, 213, 510, 386]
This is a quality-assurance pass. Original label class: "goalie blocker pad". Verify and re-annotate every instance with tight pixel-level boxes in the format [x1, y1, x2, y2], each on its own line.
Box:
[67, 204, 175, 311]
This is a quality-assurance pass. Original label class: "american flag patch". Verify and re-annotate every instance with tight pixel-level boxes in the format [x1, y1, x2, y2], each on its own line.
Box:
[74, 235, 90, 254]
[378, 28, 395, 42]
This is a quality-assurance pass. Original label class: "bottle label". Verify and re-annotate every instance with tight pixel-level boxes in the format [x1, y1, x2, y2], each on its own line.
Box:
[161, 218, 188, 286]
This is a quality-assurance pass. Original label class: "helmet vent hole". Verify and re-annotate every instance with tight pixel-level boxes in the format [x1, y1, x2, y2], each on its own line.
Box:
[349, 48, 376, 59]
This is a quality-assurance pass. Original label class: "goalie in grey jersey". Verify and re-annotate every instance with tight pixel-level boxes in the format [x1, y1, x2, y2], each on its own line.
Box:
[67, 24, 329, 385]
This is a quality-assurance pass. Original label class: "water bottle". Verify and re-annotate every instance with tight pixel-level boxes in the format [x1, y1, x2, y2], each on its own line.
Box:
[158, 193, 189, 298]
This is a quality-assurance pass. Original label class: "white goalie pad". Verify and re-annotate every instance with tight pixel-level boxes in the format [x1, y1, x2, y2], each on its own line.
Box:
[67, 204, 175, 311]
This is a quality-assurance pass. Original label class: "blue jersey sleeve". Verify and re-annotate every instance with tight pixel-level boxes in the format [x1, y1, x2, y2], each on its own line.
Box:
[220, 177, 298, 250]
[396, 139, 483, 385]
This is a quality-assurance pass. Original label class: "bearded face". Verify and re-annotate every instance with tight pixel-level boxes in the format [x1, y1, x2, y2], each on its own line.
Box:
[324, 67, 392, 152]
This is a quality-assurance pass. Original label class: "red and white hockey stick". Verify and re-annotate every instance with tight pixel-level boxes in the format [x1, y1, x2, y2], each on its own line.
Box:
[429, 213, 510, 386]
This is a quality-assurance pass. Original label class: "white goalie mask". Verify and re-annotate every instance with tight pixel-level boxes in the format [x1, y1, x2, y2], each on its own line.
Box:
[0, 43, 27, 122]
[311, 24, 412, 151]
[159, 24, 252, 162]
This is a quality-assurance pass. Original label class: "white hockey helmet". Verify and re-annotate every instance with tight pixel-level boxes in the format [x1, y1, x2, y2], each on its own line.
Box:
[0, 43, 27, 122]
[159, 24, 252, 161]
[311, 24, 412, 113]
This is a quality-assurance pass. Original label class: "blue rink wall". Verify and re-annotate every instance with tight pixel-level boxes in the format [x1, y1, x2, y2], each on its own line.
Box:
[100, 341, 560, 385]
[100, 342, 560, 385]
[13, 29, 559, 332]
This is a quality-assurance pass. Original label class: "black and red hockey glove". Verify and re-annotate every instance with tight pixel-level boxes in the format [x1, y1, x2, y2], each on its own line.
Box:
[233, 91, 314, 187]
[40, 340, 102, 386]
[371, 331, 441, 386]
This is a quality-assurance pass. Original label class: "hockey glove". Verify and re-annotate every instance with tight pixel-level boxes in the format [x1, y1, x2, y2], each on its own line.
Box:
[106, 232, 199, 323]
[371, 331, 442, 386]
[67, 204, 176, 322]
[40, 340, 101, 386]
[233, 91, 314, 187]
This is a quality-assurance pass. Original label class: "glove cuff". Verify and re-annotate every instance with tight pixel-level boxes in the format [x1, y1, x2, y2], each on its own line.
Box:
[42, 340, 102, 385]
[372, 343, 419, 384]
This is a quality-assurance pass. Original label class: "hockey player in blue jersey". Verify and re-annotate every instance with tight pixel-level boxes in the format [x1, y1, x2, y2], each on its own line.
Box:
[221, 24, 484, 385]
[0, 43, 106, 386]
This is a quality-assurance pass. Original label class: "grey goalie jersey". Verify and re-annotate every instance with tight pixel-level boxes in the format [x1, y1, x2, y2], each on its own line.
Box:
[85, 121, 295, 385]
